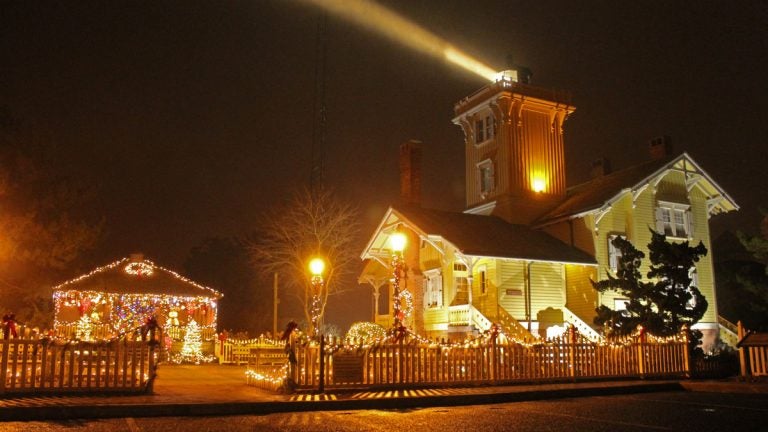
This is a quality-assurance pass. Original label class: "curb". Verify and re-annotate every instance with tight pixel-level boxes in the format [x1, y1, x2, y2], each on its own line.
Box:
[0, 381, 684, 422]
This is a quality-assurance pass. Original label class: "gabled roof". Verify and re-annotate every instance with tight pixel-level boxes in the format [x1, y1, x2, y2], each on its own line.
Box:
[362, 205, 595, 265]
[536, 153, 738, 225]
[52, 257, 222, 298]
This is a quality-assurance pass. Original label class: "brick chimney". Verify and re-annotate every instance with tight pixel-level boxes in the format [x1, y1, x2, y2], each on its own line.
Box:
[590, 157, 612, 178]
[399, 139, 422, 206]
[649, 136, 673, 160]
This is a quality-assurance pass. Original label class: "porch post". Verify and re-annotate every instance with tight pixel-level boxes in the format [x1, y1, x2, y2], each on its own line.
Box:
[373, 285, 381, 321]
[467, 275, 474, 327]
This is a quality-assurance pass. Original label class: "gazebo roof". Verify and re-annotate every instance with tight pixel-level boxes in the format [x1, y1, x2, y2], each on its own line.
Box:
[52, 255, 222, 299]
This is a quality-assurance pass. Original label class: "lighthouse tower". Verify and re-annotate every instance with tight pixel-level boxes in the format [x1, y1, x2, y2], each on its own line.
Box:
[453, 68, 575, 225]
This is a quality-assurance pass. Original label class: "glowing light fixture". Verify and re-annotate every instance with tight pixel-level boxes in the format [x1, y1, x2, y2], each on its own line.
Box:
[309, 257, 325, 276]
[300, 0, 497, 81]
[390, 232, 407, 253]
[532, 178, 546, 193]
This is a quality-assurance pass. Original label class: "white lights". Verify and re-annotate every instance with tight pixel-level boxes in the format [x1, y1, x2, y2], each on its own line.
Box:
[124, 262, 154, 276]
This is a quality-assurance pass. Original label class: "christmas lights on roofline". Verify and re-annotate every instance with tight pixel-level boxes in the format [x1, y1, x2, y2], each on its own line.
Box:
[52, 257, 223, 299]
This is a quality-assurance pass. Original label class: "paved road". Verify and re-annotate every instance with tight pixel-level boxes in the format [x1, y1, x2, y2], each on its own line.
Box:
[5, 391, 768, 431]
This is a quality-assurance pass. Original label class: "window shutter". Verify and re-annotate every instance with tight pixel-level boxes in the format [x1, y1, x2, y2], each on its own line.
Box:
[655, 207, 664, 234]
[423, 279, 428, 307]
[686, 209, 694, 237]
[489, 164, 495, 190]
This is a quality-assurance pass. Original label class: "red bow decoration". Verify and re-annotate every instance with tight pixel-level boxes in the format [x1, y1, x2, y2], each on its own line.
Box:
[3, 313, 18, 339]
[392, 324, 408, 343]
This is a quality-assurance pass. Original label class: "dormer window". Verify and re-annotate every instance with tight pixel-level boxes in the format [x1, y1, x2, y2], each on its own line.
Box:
[608, 234, 626, 274]
[655, 201, 692, 238]
[478, 159, 495, 196]
[475, 115, 495, 144]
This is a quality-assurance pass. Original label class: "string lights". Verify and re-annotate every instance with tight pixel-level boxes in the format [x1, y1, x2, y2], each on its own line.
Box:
[308, 257, 325, 338]
[52, 257, 221, 342]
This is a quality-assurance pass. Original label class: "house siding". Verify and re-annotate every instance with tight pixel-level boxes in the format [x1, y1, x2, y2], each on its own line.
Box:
[690, 187, 717, 324]
[565, 264, 598, 323]
[530, 262, 565, 316]
[498, 260, 526, 319]
[472, 259, 498, 320]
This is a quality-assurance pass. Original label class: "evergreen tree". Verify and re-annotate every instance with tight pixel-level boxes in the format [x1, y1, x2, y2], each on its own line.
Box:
[592, 230, 708, 339]
[178, 319, 204, 364]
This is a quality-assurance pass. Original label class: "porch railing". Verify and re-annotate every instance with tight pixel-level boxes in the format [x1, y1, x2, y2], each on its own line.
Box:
[563, 307, 604, 343]
[447, 304, 492, 332]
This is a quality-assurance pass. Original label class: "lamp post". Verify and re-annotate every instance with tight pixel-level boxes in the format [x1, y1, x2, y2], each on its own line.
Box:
[389, 232, 407, 329]
[308, 257, 325, 339]
[308, 257, 326, 393]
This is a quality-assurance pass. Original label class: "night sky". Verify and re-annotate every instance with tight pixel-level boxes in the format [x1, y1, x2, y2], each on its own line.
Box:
[3, 1, 767, 328]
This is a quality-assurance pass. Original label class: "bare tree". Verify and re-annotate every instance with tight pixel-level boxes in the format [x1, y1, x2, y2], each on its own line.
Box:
[0, 112, 103, 327]
[248, 187, 359, 336]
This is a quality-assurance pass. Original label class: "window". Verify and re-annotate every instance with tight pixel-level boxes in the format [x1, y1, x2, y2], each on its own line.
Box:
[478, 159, 495, 195]
[423, 270, 443, 309]
[475, 115, 495, 143]
[478, 266, 488, 295]
[608, 234, 626, 273]
[452, 276, 469, 305]
[655, 201, 692, 238]
[614, 298, 630, 316]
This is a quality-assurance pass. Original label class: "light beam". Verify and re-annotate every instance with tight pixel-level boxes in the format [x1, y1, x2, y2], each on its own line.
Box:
[300, 0, 498, 81]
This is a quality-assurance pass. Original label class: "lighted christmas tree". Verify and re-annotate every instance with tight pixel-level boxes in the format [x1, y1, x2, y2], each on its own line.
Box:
[178, 318, 204, 364]
[76, 315, 92, 341]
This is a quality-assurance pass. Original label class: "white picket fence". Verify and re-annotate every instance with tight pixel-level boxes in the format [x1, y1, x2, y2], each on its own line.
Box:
[1, 325, 159, 395]
[247, 327, 691, 392]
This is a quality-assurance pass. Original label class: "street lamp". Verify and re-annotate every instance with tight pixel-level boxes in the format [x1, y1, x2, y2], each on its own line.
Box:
[308, 257, 325, 338]
[390, 232, 407, 328]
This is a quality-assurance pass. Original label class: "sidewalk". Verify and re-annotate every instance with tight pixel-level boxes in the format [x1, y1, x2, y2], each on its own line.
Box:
[0, 365, 764, 422]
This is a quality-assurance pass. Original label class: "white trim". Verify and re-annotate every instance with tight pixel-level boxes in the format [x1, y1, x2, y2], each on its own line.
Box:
[535, 153, 738, 228]
[464, 201, 497, 215]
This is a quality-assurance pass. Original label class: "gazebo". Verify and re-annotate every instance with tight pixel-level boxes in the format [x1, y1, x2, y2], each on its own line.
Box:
[52, 254, 222, 346]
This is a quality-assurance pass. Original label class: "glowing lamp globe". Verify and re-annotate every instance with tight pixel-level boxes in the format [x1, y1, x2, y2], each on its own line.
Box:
[390, 232, 407, 253]
[532, 178, 546, 193]
[309, 258, 325, 276]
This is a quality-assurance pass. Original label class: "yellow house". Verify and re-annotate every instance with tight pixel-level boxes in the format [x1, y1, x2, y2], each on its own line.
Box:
[359, 68, 738, 349]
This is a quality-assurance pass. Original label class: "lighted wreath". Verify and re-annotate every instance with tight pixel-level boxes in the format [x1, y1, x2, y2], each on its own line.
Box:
[397, 289, 414, 320]
[124, 262, 154, 276]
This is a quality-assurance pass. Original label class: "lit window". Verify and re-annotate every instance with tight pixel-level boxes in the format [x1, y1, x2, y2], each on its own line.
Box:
[608, 234, 626, 273]
[478, 159, 494, 195]
[475, 115, 495, 143]
[656, 202, 691, 238]
[423, 270, 443, 309]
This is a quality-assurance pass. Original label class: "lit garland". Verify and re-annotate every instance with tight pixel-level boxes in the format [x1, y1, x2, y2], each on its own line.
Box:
[245, 363, 289, 390]
[391, 251, 405, 328]
[310, 274, 323, 338]
[345, 322, 387, 344]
